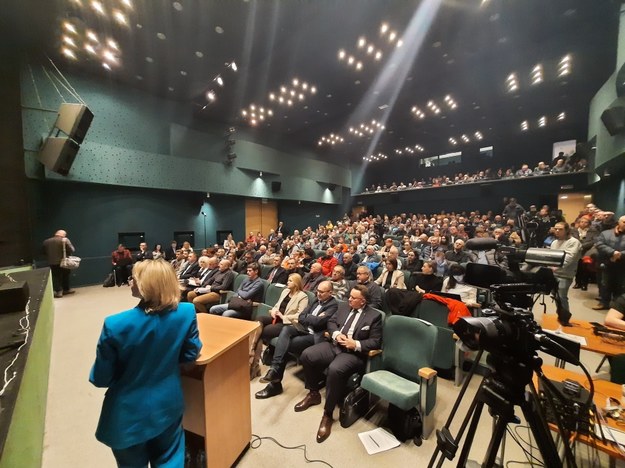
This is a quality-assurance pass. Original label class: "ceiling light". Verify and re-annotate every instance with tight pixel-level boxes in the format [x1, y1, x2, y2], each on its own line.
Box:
[267, 109, 273, 116]
[241, 110, 247, 116]
[215, 26, 224, 34]
[62, 36, 77, 48]
[358, 37, 366, 48]
[298, 93, 304, 100]
[521, 121, 529, 131]
[280, 86, 286, 94]
[102, 62, 111, 70]
[195, 51, 204, 58]
[91, 1, 105, 15]
[347, 56, 355, 65]
[206, 91, 215, 101]
[227, 61, 238, 72]
[156, 32, 166, 40]
[396, 40, 403, 48]
[269, 93, 275, 101]
[338, 49, 346, 60]
[292, 78, 299, 86]
[250, 119, 257, 126]
[63, 22, 77, 34]
[172, 1, 183, 11]
[278, 96, 284, 103]
[86, 30, 99, 42]
[179, 70, 187, 76]
[558, 112, 565, 121]
[375, 51, 382, 61]
[62, 47, 77, 60]
[355, 62, 362, 70]
[310, 86, 316, 94]
[145, 56, 153, 63]
[538, 116, 546, 127]
[388, 32, 396, 42]
[302, 82, 308, 90]
[287, 99, 293, 106]
[216, 76, 224, 86]
[84, 44, 96, 54]
[107, 39, 119, 50]
[380, 23, 389, 34]
[113, 9, 127, 25]
[121, 0, 133, 7]
[102, 49, 116, 62]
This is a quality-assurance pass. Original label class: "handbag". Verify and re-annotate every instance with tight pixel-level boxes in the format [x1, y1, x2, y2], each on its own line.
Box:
[228, 296, 253, 318]
[103, 272, 115, 288]
[60, 241, 81, 270]
[339, 386, 369, 428]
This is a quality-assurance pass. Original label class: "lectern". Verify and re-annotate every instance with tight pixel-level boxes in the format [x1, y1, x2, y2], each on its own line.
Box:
[181, 314, 259, 467]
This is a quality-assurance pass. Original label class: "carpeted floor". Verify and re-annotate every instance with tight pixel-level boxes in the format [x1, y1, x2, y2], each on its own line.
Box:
[42, 283, 623, 467]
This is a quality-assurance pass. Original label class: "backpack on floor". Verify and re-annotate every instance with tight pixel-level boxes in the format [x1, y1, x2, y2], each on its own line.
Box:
[387, 403, 422, 442]
[103, 273, 115, 288]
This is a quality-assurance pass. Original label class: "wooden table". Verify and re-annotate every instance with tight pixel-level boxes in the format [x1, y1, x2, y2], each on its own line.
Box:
[181, 314, 260, 468]
[541, 315, 625, 367]
[537, 365, 625, 462]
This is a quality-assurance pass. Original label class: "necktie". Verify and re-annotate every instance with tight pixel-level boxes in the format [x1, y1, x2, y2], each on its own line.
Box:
[268, 268, 276, 282]
[341, 310, 359, 337]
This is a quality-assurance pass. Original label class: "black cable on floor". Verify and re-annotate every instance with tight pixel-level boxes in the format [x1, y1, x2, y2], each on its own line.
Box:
[250, 434, 334, 467]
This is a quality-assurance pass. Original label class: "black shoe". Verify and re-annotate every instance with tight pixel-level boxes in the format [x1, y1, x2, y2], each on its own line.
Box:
[63, 290, 76, 295]
[557, 311, 572, 326]
[255, 382, 283, 399]
[260, 369, 280, 384]
[261, 347, 274, 366]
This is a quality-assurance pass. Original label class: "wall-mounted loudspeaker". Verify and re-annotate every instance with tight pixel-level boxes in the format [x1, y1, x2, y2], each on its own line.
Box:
[55, 103, 94, 144]
[271, 181, 282, 192]
[38, 137, 80, 176]
[600, 106, 625, 136]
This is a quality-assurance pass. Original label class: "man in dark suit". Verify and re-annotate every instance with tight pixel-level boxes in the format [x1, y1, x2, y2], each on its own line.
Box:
[294, 284, 383, 443]
[187, 259, 236, 313]
[266, 256, 289, 284]
[255, 281, 338, 399]
[135, 242, 153, 262]
[341, 252, 358, 281]
[164, 240, 178, 261]
[178, 251, 200, 281]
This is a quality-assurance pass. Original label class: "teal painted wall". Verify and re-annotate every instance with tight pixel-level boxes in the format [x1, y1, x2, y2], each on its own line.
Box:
[21, 67, 350, 205]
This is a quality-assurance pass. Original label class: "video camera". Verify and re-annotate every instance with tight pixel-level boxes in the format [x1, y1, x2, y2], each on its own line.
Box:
[454, 240, 580, 380]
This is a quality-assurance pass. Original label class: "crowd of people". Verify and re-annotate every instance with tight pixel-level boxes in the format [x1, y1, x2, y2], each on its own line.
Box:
[362, 155, 587, 194]
[88, 196, 624, 454]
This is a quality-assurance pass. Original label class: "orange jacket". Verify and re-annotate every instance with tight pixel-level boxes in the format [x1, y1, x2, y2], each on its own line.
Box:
[423, 293, 472, 325]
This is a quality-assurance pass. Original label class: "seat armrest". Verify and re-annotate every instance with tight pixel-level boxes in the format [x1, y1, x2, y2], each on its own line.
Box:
[418, 367, 437, 380]
[368, 349, 383, 358]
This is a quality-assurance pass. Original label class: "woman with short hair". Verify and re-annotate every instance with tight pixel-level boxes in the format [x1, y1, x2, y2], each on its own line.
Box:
[90, 259, 202, 467]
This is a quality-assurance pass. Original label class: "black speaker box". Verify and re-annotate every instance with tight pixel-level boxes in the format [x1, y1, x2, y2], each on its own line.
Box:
[600, 106, 625, 136]
[0, 280, 29, 314]
[271, 181, 282, 192]
[55, 103, 94, 144]
[38, 137, 80, 176]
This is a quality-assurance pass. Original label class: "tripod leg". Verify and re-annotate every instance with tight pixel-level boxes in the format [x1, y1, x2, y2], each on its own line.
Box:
[520, 397, 568, 468]
[482, 414, 509, 468]
[456, 400, 485, 467]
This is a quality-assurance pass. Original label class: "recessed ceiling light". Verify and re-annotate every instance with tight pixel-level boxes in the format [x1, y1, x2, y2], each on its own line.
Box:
[121, 0, 133, 7]
[180, 70, 187, 76]
[113, 9, 127, 25]
[102, 62, 111, 70]
[136, 75, 143, 80]
[62, 47, 77, 60]
[326, 94, 332, 98]
[215, 26, 224, 34]
[63, 22, 77, 34]
[91, 1, 105, 15]
[145, 56, 154, 63]
[173, 1, 183, 11]
[136, 23, 143, 29]
[168, 87, 174, 91]
[157, 32, 166, 40]
[86, 30, 99, 42]
[432, 41, 442, 48]
[195, 51, 204, 58]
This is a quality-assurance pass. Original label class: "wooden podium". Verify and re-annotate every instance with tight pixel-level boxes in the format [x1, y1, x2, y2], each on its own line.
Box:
[181, 314, 260, 468]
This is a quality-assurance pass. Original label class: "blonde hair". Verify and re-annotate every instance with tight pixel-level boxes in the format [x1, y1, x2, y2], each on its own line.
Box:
[132, 259, 181, 313]
[288, 273, 303, 292]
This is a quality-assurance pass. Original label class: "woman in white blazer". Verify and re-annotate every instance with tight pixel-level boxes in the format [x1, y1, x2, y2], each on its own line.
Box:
[375, 258, 407, 290]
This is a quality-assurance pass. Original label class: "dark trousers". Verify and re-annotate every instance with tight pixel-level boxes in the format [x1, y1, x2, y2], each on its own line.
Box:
[574, 259, 593, 287]
[50, 265, 70, 293]
[300, 341, 366, 416]
[258, 316, 284, 343]
[599, 265, 625, 306]
[270, 325, 315, 378]
[111, 417, 184, 468]
[113, 265, 133, 285]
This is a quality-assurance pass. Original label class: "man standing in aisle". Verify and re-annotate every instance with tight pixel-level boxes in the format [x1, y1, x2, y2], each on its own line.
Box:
[43, 229, 76, 298]
[549, 222, 582, 325]
[594, 215, 625, 310]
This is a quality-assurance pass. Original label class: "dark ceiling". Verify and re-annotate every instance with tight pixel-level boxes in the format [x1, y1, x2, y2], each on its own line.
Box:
[13, 0, 621, 163]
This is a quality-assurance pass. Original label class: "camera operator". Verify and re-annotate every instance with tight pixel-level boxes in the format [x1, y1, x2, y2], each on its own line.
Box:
[549, 222, 582, 323]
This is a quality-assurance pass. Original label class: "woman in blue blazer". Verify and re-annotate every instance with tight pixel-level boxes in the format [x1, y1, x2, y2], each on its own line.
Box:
[90, 259, 202, 467]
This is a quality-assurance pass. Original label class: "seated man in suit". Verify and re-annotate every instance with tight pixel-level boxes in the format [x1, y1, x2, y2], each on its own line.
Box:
[266, 255, 289, 285]
[134, 242, 153, 262]
[294, 284, 383, 443]
[349, 266, 383, 309]
[341, 252, 358, 281]
[187, 259, 236, 313]
[178, 251, 200, 282]
[255, 281, 338, 399]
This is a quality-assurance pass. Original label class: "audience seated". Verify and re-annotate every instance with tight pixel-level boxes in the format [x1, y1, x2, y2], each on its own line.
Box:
[187, 259, 236, 313]
[441, 264, 478, 306]
[374, 258, 406, 290]
[111, 244, 133, 286]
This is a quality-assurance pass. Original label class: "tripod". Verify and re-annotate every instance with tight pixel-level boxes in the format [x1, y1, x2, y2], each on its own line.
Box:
[429, 350, 577, 468]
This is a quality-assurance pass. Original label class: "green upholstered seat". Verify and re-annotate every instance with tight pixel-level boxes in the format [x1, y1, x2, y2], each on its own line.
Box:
[361, 315, 438, 440]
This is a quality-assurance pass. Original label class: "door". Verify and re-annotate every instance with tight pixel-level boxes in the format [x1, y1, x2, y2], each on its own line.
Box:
[245, 199, 278, 239]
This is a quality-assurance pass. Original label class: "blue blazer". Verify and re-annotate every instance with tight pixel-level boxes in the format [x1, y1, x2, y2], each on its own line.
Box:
[89, 302, 202, 449]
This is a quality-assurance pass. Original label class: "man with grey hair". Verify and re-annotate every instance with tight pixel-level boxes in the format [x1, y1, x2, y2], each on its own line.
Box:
[43, 229, 76, 298]
[350, 266, 383, 309]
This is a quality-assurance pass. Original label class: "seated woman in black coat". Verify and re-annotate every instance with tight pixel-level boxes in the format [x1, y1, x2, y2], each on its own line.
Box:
[410, 260, 443, 293]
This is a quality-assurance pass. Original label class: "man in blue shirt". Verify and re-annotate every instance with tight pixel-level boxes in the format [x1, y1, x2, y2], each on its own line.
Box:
[209, 263, 264, 319]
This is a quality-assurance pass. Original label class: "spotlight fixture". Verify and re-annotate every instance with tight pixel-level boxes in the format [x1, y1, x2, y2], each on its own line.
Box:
[558, 54, 571, 77]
